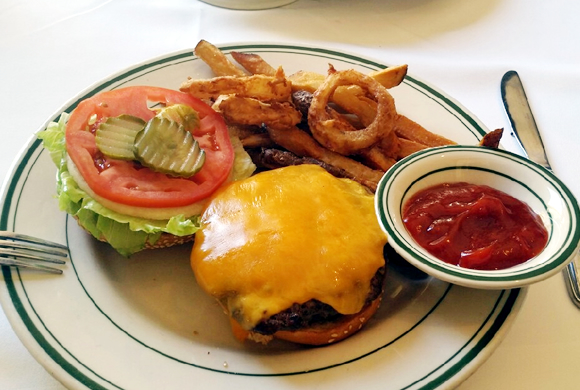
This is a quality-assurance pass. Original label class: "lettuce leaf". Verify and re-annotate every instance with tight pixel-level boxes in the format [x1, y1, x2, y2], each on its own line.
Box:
[230, 135, 258, 182]
[38, 112, 255, 257]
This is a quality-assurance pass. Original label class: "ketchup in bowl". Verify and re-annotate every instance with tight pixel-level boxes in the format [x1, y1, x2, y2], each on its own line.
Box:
[402, 182, 548, 270]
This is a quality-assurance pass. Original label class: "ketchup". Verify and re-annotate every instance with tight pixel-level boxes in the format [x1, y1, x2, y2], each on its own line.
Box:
[402, 182, 548, 270]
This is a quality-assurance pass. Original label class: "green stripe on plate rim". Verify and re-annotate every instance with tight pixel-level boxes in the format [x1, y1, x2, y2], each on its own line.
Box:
[410, 288, 520, 389]
[376, 145, 580, 282]
[1, 45, 517, 389]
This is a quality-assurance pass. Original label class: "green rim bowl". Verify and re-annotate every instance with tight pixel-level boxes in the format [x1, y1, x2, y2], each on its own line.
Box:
[375, 145, 580, 289]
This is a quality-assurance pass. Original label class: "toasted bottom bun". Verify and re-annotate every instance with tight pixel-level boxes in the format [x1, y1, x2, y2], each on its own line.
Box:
[144, 232, 196, 250]
[230, 296, 382, 346]
[74, 216, 195, 251]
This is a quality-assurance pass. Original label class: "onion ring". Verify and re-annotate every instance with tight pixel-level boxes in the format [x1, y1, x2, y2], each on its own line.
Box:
[307, 67, 397, 155]
[308, 66, 397, 155]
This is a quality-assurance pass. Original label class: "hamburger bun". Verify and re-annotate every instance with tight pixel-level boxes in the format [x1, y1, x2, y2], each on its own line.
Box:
[73, 215, 196, 250]
[229, 295, 383, 346]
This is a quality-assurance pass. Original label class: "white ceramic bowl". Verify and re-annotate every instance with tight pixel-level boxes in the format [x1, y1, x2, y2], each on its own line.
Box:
[199, 0, 296, 10]
[375, 145, 580, 289]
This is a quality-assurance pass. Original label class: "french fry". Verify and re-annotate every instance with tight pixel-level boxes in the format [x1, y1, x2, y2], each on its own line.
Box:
[240, 133, 275, 148]
[181, 40, 474, 189]
[231, 51, 277, 76]
[180, 67, 292, 101]
[479, 128, 504, 148]
[194, 40, 247, 77]
[394, 115, 456, 147]
[397, 138, 428, 159]
[289, 64, 408, 94]
[378, 130, 400, 159]
[266, 126, 384, 191]
[367, 64, 408, 89]
[215, 95, 302, 129]
[288, 71, 326, 93]
[360, 147, 397, 171]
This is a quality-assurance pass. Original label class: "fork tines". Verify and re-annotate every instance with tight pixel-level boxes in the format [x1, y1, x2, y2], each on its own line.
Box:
[0, 232, 68, 275]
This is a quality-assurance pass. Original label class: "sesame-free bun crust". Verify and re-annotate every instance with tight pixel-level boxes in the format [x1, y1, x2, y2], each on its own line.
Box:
[230, 296, 383, 346]
[74, 216, 195, 251]
[272, 296, 382, 346]
[144, 232, 195, 249]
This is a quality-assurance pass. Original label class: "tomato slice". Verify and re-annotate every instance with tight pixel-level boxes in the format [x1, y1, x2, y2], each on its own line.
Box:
[66, 86, 234, 208]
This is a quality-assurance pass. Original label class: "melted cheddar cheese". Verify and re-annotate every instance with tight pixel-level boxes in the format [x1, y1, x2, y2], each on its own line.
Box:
[190, 164, 387, 330]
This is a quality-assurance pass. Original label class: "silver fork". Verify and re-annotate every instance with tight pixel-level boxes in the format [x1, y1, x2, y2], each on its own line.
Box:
[0, 232, 68, 275]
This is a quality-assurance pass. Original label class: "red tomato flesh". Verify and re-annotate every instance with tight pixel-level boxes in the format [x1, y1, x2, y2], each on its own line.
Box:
[402, 182, 548, 270]
[66, 86, 234, 208]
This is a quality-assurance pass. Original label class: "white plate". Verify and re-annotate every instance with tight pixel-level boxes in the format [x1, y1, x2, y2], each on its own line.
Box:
[0, 44, 524, 390]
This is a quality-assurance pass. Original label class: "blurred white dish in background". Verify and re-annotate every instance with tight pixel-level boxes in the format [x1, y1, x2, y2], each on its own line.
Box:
[199, 0, 297, 10]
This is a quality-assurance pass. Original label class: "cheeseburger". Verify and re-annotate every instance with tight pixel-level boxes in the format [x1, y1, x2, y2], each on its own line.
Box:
[191, 164, 388, 345]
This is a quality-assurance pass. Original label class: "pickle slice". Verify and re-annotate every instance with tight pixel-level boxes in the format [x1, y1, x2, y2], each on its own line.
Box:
[95, 115, 146, 160]
[134, 117, 205, 177]
[154, 104, 200, 133]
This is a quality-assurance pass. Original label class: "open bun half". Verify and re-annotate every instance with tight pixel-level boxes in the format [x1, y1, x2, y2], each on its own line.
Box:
[230, 295, 383, 346]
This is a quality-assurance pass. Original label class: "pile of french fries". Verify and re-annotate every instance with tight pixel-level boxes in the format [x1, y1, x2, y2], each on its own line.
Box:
[179, 40, 462, 191]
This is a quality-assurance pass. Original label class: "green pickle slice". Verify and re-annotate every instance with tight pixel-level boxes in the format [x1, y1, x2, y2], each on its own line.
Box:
[95, 115, 146, 160]
[153, 104, 200, 133]
[134, 117, 205, 177]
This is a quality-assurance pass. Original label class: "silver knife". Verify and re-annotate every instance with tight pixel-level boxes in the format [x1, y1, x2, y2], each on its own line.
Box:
[501, 70, 580, 308]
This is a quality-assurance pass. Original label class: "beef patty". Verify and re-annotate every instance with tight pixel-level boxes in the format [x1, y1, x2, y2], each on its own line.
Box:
[252, 265, 386, 335]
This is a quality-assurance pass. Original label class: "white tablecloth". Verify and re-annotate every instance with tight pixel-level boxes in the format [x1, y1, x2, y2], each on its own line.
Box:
[1, 0, 579, 388]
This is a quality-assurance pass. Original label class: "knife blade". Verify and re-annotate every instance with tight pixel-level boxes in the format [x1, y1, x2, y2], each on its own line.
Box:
[501, 70, 580, 308]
